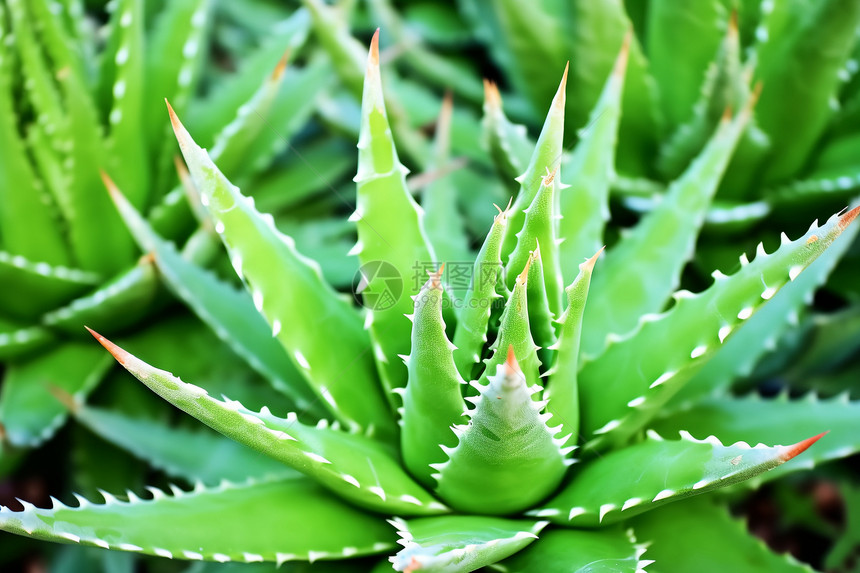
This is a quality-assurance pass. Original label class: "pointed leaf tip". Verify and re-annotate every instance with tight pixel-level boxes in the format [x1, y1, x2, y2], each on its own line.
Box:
[99, 170, 121, 200]
[580, 247, 605, 272]
[552, 64, 568, 110]
[839, 205, 860, 230]
[728, 9, 739, 36]
[85, 328, 129, 367]
[272, 49, 290, 81]
[46, 384, 78, 413]
[484, 79, 501, 107]
[517, 251, 534, 285]
[369, 29, 380, 66]
[614, 31, 631, 77]
[781, 431, 828, 461]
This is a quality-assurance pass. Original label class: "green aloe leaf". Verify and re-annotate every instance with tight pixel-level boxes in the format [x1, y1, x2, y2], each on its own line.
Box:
[389, 516, 546, 573]
[578, 206, 860, 450]
[0, 254, 100, 321]
[0, 476, 396, 564]
[530, 430, 824, 527]
[670, 204, 860, 405]
[557, 39, 625, 284]
[352, 31, 435, 399]
[106, 176, 320, 414]
[481, 81, 534, 186]
[70, 401, 294, 485]
[0, 342, 113, 447]
[543, 249, 601, 443]
[399, 269, 467, 488]
[651, 391, 860, 485]
[498, 527, 651, 572]
[631, 497, 815, 573]
[451, 207, 507, 380]
[88, 331, 447, 517]
[581, 97, 754, 359]
[754, 0, 860, 183]
[168, 102, 391, 435]
[433, 350, 570, 515]
[42, 259, 163, 335]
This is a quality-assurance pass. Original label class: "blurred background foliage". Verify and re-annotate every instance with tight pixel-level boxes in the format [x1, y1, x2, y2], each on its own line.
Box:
[1, 0, 859, 571]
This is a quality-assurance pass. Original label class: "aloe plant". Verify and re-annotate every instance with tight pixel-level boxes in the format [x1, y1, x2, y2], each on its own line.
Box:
[0, 0, 335, 459]
[1, 30, 859, 572]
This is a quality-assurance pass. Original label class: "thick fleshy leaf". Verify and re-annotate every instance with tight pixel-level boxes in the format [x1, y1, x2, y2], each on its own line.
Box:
[451, 208, 507, 380]
[631, 497, 815, 573]
[581, 97, 754, 359]
[506, 171, 563, 316]
[41, 259, 163, 335]
[651, 391, 860, 485]
[501, 67, 567, 261]
[107, 177, 320, 415]
[0, 477, 396, 563]
[0, 253, 99, 320]
[671, 200, 860, 405]
[352, 32, 436, 398]
[389, 516, 546, 573]
[0, 342, 113, 447]
[754, 0, 860, 183]
[543, 249, 601, 442]
[557, 39, 625, 284]
[578, 207, 860, 450]
[481, 81, 535, 186]
[104, 0, 148, 209]
[530, 431, 824, 527]
[400, 270, 467, 488]
[71, 402, 293, 485]
[498, 527, 651, 573]
[433, 351, 569, 515]
[168, 102, 391, 436]
[89, 331, 447, 517]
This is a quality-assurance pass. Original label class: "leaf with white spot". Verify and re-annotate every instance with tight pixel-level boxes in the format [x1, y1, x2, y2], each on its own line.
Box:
[651, 391, 860, 484]
[390, 516, 546, 573]
[0, 476, 396, 563]
[168, 103, 391, 436]
[88, 332, 447, 516]
[578, 206, 860, 451]
[72, 403, 294, 484]
[531, 431, 825, 527]
[107, 178, 321, 415]
[433, 351, 567, 515]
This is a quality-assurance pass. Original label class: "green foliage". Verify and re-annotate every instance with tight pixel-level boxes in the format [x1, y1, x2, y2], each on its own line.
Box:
[3, 1, 860, 572]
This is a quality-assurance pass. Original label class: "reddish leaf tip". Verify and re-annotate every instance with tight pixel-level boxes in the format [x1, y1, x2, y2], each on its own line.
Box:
[838, 205, 860, 230]
[86, 327, 129, 366]
[369, 29, 380, 66]
[272, 49, 290, 81]
[614, 31, 631, 77]
[780, 431, 828, 461]
[99, 170, 120, 200]
[46, 384, 78, 413]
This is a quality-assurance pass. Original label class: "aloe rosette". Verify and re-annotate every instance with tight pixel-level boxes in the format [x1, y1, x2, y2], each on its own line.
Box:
[2, 31, 860, 573]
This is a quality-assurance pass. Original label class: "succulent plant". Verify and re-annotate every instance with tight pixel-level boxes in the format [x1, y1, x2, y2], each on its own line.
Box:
[1, 28, 859, 572]
[0, 0, 333, 455]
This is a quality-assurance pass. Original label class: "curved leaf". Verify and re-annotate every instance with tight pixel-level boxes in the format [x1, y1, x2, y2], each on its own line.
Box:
[0, 477, 396, 564]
